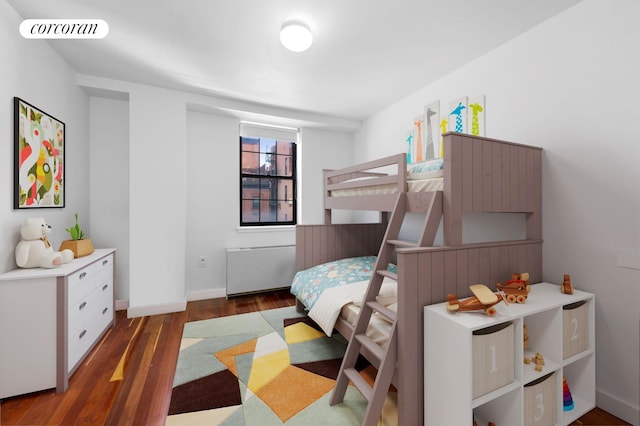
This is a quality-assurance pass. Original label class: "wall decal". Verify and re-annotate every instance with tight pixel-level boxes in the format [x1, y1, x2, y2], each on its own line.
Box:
[468, 95, 485, 136]
[448, 96, 468, 134]
[424, 101, 440, 159]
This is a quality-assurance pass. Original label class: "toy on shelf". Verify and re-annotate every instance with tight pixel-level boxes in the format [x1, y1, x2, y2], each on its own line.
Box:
[561, 274, 574, 295]
[532, 352, 545, 372]
[496, 272, 531, 303]
[523, 323, 529, 350]
[563, 376, 575, 411]
[446, 284, 506, 317]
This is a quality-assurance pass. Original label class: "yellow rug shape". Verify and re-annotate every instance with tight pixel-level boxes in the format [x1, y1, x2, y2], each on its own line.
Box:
[247, 348, 290, 393]
[284, 321, 325, 344]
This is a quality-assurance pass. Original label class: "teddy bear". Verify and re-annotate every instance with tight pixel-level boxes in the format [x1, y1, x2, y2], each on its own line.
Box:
[15, 217, 74, 268]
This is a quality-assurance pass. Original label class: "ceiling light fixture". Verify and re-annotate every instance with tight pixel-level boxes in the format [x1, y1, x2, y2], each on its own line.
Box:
[280, 20, 313, 52]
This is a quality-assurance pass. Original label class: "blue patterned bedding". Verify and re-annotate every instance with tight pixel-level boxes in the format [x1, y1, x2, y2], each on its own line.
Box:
[290, 256, 397, 310]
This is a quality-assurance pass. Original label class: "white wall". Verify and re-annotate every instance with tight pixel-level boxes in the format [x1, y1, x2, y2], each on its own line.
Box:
[128, 86, 188, 316]
[298, 127, 355, 224]
[185, 112, 354, 298]
[79, 74, 358, 310]
[0, 0, 90, 273]
[89, 96, 130, 304]
[353, 1, 640, 423]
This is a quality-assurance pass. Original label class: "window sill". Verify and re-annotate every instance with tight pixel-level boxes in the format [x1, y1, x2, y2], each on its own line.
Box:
[236, 225, 296, 233]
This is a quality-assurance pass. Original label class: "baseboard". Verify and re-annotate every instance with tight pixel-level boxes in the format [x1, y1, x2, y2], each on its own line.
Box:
[115, 299, 129, 311]
[597, 388, 640, 426]
[187, 288, 226, 301]
[127, 301, 186, 318]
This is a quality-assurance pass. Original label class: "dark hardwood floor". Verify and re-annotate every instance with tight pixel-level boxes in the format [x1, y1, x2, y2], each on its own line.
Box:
[0, 290, 630, 425]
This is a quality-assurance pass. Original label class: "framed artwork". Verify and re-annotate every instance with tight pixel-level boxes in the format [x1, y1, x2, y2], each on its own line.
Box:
[14, 97, 65, 208]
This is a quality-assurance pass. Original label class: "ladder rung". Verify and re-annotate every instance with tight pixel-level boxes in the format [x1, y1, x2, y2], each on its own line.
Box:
[355, 333, 385, 363]
[376, 270, 398, 281]
[344, 367, 372, 401]
[366, 301, 397, 323]
[387, 239, 418, 248]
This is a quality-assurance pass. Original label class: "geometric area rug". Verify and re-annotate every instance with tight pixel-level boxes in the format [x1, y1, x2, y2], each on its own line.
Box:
[166, 306, 397, 425]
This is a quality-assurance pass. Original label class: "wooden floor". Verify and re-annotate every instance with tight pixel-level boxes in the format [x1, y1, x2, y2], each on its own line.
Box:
[0, 290, 630, 425]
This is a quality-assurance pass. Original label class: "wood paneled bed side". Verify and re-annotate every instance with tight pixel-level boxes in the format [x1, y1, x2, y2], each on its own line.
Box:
[395, 239, 542, 424]
[442, 133, 543, 245]
[295, 223, 386, 272]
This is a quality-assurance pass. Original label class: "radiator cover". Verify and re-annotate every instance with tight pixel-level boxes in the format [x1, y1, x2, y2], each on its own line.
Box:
[226, 246, 296, 296]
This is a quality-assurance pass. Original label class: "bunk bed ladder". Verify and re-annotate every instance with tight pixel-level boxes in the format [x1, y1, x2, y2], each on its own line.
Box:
[329, 192, 407, 426]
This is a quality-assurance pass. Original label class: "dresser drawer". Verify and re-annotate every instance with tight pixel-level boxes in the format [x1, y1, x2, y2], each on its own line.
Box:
[68, 265, 95, 307]
[94, 254, 114, 275]
[68, 285, 98, 327]
[67, 275, 114, 371]
[68, 316, 94, 371]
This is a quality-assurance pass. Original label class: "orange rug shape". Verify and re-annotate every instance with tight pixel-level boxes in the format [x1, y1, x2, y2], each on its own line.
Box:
[215, 339, 257, 377]
[255, 365, 336, 422]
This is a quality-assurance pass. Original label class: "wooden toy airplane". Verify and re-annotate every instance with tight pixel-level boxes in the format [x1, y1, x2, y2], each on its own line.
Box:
[496, 272, 531, 304]
[446, 284, 506, 316]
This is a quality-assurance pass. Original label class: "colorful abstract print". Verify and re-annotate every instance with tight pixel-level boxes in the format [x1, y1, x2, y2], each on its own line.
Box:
[16, 100, 64, 207]
[290, 256, 397, 310]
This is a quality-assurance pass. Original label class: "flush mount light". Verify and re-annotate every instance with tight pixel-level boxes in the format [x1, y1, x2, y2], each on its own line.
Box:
[280, 20, 313, 52]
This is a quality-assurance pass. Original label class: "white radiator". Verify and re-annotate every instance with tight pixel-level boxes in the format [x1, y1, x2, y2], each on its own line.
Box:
[226, 245, 296, 296]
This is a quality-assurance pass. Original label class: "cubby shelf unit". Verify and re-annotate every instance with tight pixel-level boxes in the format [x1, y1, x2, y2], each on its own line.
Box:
[424, 283, 595, 426]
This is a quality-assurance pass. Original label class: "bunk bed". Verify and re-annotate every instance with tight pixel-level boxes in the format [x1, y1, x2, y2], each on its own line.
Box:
[293, 132, 543, 425]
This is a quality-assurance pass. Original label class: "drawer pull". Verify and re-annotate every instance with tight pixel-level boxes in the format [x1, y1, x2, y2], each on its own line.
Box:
[102, 284, 108, 291]
[102, 259, 109, 266]
[79, 329, 87, 339]
[79, 272, 87, 280]
[102, 307, 108, 315]
[79, 301, 87, 311]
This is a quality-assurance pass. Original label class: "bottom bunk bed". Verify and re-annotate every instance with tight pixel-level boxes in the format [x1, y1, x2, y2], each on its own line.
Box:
[293, 223, 542, 425]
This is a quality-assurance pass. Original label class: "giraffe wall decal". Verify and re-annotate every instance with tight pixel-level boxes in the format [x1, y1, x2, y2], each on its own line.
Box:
[469, 103, 483, 136]
[439, 118, 448, 158]
[414, 116, 424, 162]
[468, 95, 485, 136]
[450, 102, 466, 132]
[405, 132, 413, 163]
[425, 101, 438, 159]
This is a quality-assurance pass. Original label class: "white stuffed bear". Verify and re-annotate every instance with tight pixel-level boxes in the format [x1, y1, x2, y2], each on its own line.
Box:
[15, 217, 74, 268]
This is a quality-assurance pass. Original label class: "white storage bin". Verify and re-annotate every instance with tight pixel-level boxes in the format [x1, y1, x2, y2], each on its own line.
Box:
[524, 372, 556, 426]
[563, 301, 588, 359]
[472, 322, 514, 398]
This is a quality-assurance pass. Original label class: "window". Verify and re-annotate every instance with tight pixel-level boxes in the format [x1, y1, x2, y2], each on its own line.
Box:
[240, 123, 297, 226]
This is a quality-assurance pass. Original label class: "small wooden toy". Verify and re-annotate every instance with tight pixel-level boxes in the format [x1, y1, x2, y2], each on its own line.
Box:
[531, 352, 545, 372]
[446, 284, 506, 316]
[561, 274, 574, 294]
[523, 323, 529, 350]
[496, 272, 531, 303]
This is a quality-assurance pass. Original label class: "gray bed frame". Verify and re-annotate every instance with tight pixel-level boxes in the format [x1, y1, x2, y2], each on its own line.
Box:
[295, 132, 543, 425]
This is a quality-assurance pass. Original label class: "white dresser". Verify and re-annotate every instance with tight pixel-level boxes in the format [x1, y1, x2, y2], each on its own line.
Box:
[0, 248, 116, 399]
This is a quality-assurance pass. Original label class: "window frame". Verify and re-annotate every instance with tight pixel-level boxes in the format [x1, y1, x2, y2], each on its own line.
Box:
[239, 126, 298, 227]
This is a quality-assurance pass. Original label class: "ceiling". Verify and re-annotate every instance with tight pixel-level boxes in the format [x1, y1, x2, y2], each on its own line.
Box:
[7, 0, 581, 121]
